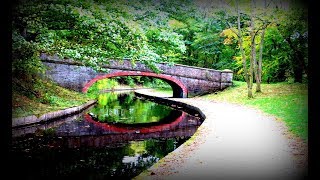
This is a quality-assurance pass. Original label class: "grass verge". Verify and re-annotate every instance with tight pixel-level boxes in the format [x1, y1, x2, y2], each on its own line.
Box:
[12, 78, 92, 118]
[202, 81, 308, 141]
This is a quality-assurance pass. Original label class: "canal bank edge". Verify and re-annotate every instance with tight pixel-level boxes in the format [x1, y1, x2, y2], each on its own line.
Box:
[12, 100, 97, 128]
[134, 92, 206, 120]
[133, 91, 209, 178]
[12, 91, 205, 128]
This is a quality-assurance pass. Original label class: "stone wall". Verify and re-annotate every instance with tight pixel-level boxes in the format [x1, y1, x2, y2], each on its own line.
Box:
[40, 53, 233, 97]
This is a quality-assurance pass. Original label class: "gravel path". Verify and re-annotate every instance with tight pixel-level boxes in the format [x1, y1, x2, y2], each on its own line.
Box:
[133, 90, 308, 180]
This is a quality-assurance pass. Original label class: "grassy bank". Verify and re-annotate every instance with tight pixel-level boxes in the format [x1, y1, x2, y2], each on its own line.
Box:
[12, 78, 92, 118]
[202, 81, 308, 141]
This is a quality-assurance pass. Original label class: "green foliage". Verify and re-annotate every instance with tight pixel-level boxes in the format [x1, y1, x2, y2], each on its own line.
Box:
[89, 92, 173, 124]
[103, 76, 171, 89]
[12, 30, 45, 78]
[12, 0, 188, 73]
[87, 78, 119, 96]
[42, 128, 56, 136]
[275, 7, 308, 83]
[211, 1, 308, 84]
[149, 79, 171, 88]
[12, 0, 308, 84]
[145, 28, 186, 62]
[125, 76, 136, 88]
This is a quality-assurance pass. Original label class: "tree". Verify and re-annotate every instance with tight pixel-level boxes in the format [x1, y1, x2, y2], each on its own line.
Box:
[275, 3, 308, 83]
[255, 0, 267, 92]
[218, 0, 293, 97]
[248, 0, 257, 97]
[11, 0, 308, 90]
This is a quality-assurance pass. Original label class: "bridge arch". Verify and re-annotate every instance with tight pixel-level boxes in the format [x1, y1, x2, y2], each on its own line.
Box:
[82, 71, 188, 98]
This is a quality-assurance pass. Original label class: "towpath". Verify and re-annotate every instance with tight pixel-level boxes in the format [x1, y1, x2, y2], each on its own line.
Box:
[133, 89, 308, 180]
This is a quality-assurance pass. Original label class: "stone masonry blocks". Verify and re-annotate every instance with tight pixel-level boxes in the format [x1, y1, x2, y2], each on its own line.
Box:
[40, 53, 233, 97]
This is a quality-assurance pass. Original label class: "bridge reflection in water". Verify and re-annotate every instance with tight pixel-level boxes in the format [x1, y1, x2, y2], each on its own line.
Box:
[12, 110, 201, 147]
[11, 92, 204, 179]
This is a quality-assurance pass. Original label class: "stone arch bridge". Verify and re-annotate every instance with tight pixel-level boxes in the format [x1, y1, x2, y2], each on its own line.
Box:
[40, 53, 233, 98]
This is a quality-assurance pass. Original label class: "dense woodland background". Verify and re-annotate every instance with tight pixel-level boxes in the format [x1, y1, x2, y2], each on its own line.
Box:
[8, 1, 310, 172]
[11, 0, 308, 95]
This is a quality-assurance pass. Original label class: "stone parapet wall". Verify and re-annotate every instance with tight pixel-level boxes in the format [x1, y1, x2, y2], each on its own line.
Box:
[42, 62, 96, 91]
[102, 59, 232, 83]
[40, 53, 233, 97]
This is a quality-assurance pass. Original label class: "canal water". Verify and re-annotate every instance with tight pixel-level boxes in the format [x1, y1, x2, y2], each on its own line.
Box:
[11, 91, 204, 179]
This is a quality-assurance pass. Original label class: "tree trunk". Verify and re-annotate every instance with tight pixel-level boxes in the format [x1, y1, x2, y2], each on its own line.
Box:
[248, 77, 253, 98]
[236, 0, 249, 89]
[286, 37, 304, 83]
[256, 0, 268, 92]
[22, 27, 27, 39]
[248, 0, 256, 98]
[256, 25, 266, 92]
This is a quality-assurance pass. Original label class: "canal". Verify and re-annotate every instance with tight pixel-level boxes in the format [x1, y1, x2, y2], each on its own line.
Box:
[11, 91, 204, 179]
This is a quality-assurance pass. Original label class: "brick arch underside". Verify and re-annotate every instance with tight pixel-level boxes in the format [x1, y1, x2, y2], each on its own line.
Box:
[82, 71, 188, 98]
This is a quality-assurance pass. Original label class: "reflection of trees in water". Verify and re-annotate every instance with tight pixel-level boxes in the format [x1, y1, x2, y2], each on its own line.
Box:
[12, 110, 199, 138]
[11, 91, 202, 179]
[11, 136, 187, 179]
[89, 92, 173, 124]
[11, 95, 198, 179]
